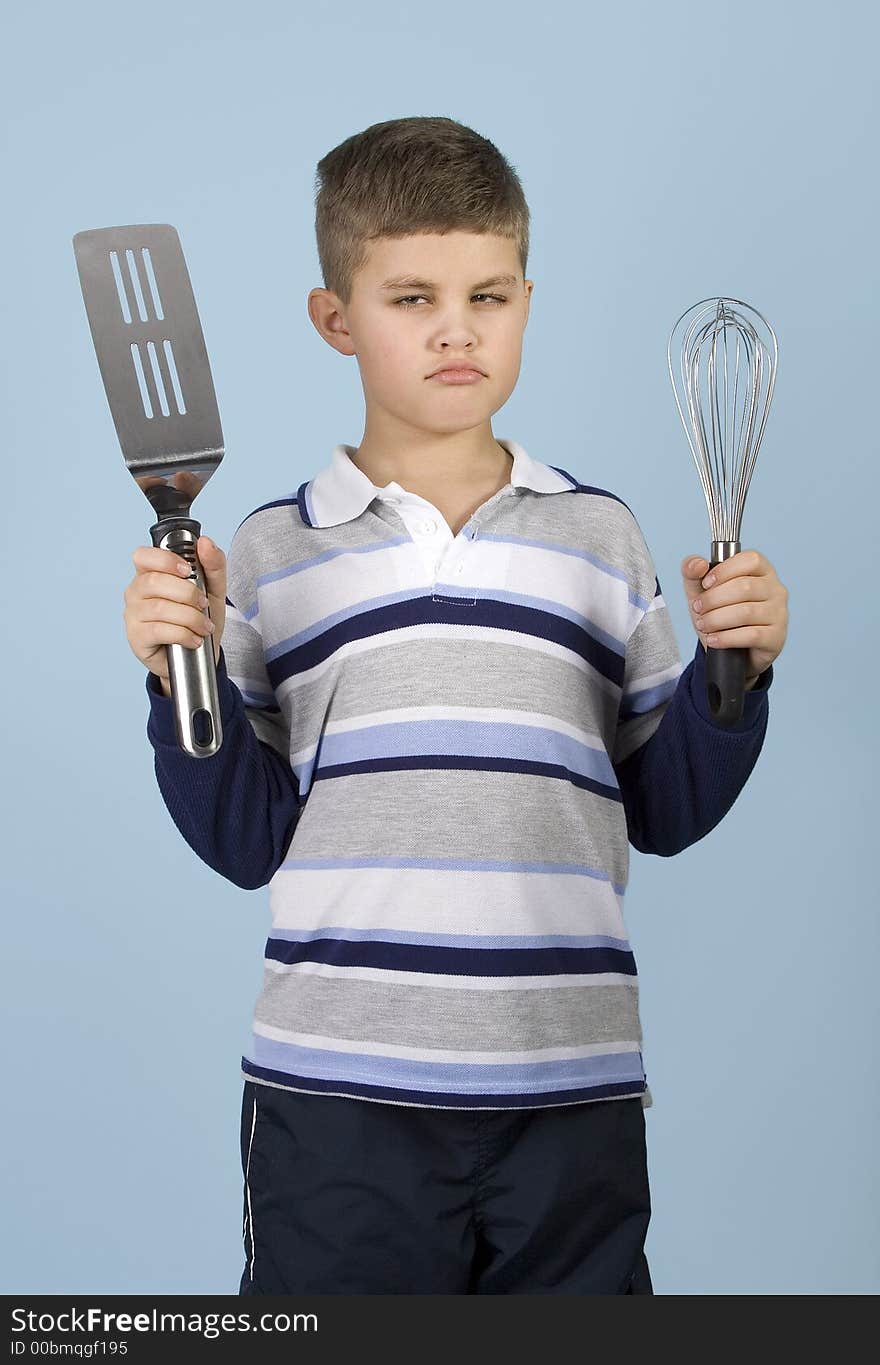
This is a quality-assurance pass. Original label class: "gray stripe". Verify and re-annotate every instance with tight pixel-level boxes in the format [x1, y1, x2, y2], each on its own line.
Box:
[277, 765, 631, 885]
[254, 972, 642, 1051]
[277, 636, 622, 749]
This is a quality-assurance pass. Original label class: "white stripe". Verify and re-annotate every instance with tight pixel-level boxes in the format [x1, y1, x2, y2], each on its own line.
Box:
[226, 669, 274, 697]
[258, 533, 637, 645]
[225, 602, 255, 628]
[269, 869, 627, 938]
[623, 657, 684, 695]
[244, 1094, 258, 1284]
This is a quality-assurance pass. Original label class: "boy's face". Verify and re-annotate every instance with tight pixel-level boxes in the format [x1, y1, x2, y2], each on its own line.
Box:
[308, 231, 533, 437]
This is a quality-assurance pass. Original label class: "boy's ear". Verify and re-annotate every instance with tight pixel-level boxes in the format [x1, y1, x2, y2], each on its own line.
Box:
[307, 288, 356, 357]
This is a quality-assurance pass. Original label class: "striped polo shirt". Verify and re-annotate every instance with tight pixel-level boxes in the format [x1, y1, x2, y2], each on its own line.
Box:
[146, 437, 773, 1111]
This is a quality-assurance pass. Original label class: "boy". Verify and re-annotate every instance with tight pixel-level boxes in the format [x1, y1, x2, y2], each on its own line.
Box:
[123, 116, 789, 1294]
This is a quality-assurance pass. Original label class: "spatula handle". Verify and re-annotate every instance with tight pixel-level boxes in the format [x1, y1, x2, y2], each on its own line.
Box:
[150, 516, 223, 758]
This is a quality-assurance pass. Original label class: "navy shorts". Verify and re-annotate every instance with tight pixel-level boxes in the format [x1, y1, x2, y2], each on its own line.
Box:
[238, 1079, 653, 1294]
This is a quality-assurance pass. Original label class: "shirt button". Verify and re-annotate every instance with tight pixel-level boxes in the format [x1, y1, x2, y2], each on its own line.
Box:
[420, 519, 437, 535]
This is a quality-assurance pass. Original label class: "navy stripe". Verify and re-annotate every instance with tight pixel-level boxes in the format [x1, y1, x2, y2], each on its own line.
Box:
[311, 753, 622, 803]
[241, 1058, 646, 1109]
[295, 480, 313, 527]
[236, 494, 301, 532]
[546, 464, 580, 489]
[548, 467, 632, 513]
[264, 937, 636, 976]
[267, 596, 625, 691]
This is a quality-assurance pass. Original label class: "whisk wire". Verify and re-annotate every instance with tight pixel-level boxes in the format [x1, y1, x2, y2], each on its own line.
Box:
[668, 297, 777, 545]
[681, 330, 718, 527]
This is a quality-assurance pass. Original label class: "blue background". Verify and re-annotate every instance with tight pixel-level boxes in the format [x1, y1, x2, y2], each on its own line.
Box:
[2, 0, 877, 1294]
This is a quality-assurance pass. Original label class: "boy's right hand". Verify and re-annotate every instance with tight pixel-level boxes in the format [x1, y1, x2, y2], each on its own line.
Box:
[124, 536, 227, 698]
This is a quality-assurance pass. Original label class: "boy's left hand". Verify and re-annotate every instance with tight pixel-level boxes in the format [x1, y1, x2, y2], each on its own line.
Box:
[680, 550, 789, 688]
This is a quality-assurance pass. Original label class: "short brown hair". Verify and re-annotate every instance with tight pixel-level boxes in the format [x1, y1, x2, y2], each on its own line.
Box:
[314, 115, 530, 305]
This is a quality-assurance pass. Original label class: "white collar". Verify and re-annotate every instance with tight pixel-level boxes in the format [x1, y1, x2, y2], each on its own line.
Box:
[301, 438, 578, 528]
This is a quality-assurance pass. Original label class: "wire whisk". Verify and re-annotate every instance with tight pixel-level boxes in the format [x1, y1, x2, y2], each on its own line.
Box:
[668, 296, 778, 725]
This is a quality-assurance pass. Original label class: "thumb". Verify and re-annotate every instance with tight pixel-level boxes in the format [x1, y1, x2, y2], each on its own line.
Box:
[197, 535, 226, 596]
[681, 554, 709, 606]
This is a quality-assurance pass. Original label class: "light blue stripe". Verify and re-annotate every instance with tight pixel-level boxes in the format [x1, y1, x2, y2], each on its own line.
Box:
[238, 689, 276, 708]
[315, 717, 617, 786]
[278, 854, 626, 898]
[628, 586, 654, 612]
[248, 1033, 645, 1095]
[257, 534, 411, 588]
[290, 757, 314, 790]
[268, 927, 631, 951]
[622, 675, 680, 715]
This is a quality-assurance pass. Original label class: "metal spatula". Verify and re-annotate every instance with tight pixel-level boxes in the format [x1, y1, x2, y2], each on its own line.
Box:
[73, 223, 224, 758]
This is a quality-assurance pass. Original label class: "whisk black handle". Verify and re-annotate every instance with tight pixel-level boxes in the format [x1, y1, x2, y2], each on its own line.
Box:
[704, 545, 747, 726]
[705, 640, 748, 726]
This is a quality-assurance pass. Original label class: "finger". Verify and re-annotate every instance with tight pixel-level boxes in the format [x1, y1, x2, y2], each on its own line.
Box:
[143, 620, 212, 651]
[691, 576, 770, 618]
[681, 555, 711, 606]
[693, 601, 769, 635]
[129, 570, 209, 610]
[699, 622, 775, 648]
[135, 598, 215, 643]
[132, 544, 195, 578]
[682, 555, 710, 579]
[196, 535, 224, 566]
[195, 535, 226, 596]
[700, 548, 767, 589]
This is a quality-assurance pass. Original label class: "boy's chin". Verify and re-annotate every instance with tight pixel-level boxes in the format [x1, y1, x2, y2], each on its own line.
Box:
[374, 406, 493, 438]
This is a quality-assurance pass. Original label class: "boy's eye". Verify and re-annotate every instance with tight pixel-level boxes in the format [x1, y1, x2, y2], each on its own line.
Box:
[393, 294, 508, 308]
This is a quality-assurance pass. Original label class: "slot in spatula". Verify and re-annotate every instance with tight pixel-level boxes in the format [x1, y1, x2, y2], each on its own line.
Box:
[73, 223, 224, 757]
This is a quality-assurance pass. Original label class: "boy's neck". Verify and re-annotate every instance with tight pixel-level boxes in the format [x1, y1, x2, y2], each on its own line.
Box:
[349, 422, 512, 495]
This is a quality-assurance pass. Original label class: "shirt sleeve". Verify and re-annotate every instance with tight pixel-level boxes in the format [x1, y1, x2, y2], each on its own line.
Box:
[612, 573, 685, 768]
[611, 518, 773, 856]
[220, 533, 290, 760]
[144, 518, 303, 888]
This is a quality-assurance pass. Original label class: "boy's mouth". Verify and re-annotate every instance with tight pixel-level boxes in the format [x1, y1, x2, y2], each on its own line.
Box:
[427, 367, 486, 384]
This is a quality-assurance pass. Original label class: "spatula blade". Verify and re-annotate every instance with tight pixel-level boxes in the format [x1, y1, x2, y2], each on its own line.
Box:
[73, 223, 224, 516]
[73, 222, 225, 758]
